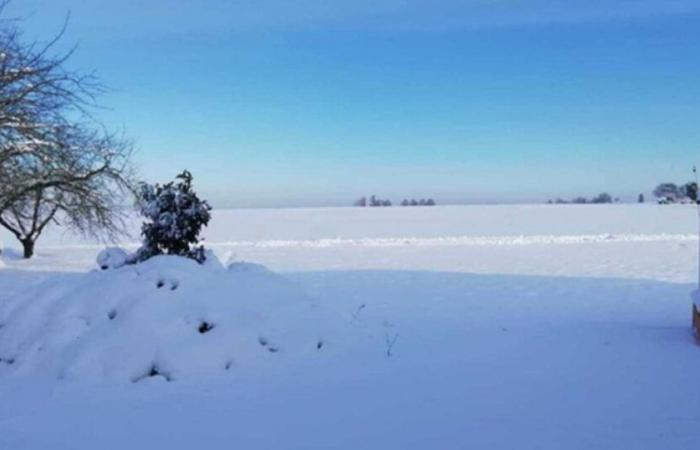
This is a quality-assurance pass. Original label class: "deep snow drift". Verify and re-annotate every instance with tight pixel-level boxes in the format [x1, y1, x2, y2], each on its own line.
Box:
[0, 205, 699, 450]
[0, 254, 349, 382]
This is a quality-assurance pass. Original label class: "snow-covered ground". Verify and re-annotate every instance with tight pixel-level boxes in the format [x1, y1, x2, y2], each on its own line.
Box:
[1, 204, 699, 449]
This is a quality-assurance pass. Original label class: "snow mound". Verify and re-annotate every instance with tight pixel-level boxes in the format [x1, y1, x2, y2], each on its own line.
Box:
[0, 247, 24, 261]
[0, 255, 346, 383]
[227, 261, 271, 274]
[96, 247, 129, 270]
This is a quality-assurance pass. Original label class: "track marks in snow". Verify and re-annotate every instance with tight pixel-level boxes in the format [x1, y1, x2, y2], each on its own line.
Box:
[38, 233, 696, 253]
[208, 233, 697, 249]
[257, 336, 280, 353]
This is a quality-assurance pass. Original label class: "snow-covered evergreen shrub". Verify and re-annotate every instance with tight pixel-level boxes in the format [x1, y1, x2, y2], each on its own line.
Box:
[134, 171, 212, 264]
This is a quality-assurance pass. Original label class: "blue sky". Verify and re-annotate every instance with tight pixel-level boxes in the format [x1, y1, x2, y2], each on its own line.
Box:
[7, 1, 700, 207]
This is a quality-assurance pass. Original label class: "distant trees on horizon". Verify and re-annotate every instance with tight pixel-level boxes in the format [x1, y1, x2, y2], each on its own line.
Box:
[354, 196, 436, 207]
[546, 180, 700, 206]
[354, 195, 391, 207]
[547, 193, 616, 205]
[355, 184, 700, 206]
[401, 198, 436, 207]
[653, 181, 698, 204]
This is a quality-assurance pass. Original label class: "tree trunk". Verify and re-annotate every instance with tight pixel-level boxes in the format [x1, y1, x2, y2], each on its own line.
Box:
[21, 238, 35, 259]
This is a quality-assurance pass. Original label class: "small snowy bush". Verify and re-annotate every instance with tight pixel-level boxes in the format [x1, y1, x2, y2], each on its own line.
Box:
[135, 171, 212, 264]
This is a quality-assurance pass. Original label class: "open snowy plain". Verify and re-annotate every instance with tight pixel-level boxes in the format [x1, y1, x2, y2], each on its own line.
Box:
[1, 204, 699, 449]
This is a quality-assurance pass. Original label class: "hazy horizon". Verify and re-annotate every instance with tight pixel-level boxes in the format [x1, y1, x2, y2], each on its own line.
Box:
[8, 1, 700, 208]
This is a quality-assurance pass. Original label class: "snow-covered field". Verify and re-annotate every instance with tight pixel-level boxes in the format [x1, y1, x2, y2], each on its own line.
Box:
[1, 204, 699, 449]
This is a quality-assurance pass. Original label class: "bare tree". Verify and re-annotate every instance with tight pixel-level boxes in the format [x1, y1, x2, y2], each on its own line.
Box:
[0, 3, 134, 257]
[0, 188, 57, 257]
[2, 128, 132, 257]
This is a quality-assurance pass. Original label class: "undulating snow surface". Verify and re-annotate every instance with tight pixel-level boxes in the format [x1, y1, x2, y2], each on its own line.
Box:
[0, 255, 350, 382]
[0, 205, 699, 449]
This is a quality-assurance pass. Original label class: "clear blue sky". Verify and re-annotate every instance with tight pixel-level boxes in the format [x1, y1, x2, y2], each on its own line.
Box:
[8, 1, 700, 207]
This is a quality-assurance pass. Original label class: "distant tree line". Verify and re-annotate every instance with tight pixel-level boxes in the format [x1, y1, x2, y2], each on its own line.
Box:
[546, 180, 700, 206]
[652, 182, 698, 204]
[547, 193, 617, 205]
[355, 195, 391, 207]
[354, 196, 436, 207]
[400, 198, 436, 206]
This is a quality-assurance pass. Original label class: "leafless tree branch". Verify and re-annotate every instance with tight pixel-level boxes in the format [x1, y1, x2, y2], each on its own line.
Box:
[0, 3, 135, 257]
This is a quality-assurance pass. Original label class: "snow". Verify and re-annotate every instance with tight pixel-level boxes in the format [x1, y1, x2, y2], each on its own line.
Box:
[96, 247, 129, 270]
[0, 204, 699, 449]
[0, 255, 349, 383]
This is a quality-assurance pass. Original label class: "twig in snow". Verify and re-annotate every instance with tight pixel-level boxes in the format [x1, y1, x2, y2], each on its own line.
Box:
[385, 332, 399, 358]
[352, 303, 366, 321]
